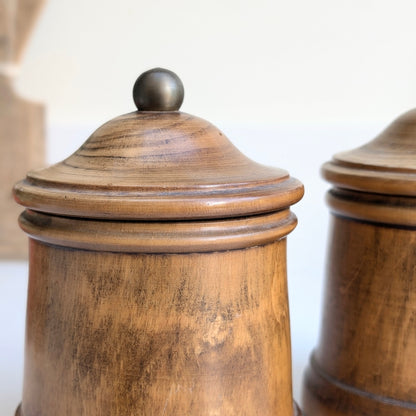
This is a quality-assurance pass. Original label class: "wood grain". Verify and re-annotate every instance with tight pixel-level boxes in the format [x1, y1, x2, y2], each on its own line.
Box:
[303, 108, 416, 415]
[326, 188, 416, 227]
[303, 214, 416, 416]
[18, 238, 298, 415]
[14, 111, 304, 220]
[18, 209, 298, 253]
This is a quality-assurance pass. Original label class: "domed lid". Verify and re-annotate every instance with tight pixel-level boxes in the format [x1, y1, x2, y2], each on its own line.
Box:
[14, 68, 303, 220]
[322, 108, 416, 196]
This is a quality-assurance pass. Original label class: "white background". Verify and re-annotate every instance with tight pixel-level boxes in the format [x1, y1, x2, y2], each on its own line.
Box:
[2, 0, 416, 414]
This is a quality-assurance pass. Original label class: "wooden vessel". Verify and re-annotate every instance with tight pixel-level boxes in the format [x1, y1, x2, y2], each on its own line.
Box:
[0, 0, 46, 259]
[302, 108, 416, 415]
[14, 68, 304, 415]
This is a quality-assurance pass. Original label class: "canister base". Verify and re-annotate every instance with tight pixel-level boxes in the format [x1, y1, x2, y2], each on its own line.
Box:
[15, 402, 302, 416]
[302, 355, 416, 416]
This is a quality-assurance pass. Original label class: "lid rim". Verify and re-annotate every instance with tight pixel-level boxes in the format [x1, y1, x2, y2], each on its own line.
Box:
[14, 177, 304, 220]
[331, 158, 416, 175]
[322, 161, 416, 197]
[24, 170, 292, 193]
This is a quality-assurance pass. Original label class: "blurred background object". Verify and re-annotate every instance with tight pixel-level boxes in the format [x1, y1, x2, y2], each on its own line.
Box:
[2, 0, 416, 414]
[0, 0, 46, 259]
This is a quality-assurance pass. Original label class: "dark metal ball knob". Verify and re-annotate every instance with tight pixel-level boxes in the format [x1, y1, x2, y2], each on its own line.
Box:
[133, 68, 184, 111]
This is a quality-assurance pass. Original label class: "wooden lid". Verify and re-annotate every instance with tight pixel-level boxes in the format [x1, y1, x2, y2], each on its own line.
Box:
[322, 108, 416, 196]
[14, 68, 303, 220]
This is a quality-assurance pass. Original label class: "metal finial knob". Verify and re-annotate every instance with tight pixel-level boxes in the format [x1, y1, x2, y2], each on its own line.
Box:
[133, 68, 184, 111]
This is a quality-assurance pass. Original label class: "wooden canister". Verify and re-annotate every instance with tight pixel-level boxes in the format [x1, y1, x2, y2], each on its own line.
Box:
[0, 0, 46, 259]
[14, 69, 304, 415]
[302, 109, 416, 415]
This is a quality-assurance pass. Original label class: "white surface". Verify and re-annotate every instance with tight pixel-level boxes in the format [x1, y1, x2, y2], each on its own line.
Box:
[0, 262, 27, 415]
[15, 0, 416, 127]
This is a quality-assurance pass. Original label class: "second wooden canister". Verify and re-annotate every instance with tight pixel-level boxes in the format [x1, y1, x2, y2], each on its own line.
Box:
[303, 108, 416, 415]
[14, 69, 304, 415]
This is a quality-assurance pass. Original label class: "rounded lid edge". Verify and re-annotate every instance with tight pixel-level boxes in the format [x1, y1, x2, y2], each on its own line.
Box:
[322, 108, 416, 196]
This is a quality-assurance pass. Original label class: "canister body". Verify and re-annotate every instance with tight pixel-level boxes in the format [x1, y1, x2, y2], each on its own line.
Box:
[303, 189, 416, 416]
[18, 212, 298, 415]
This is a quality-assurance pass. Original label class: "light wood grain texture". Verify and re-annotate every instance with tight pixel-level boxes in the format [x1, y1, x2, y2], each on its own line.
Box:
[17, 238, 298, 416]
[326, 188, 416, 227]
[304, 214, 416, 416]
[0, 0, 45, 259]
[303, 108, 416, 416]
